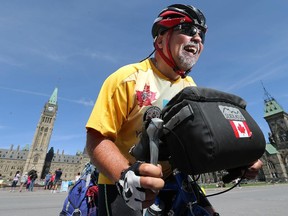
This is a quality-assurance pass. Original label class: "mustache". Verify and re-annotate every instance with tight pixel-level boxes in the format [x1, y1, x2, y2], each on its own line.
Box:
[185, 41, 199, 49]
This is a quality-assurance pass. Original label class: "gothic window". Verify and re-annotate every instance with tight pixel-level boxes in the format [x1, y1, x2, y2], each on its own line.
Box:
[267, 161, 278, 178]
[279, 131, 287, 142]
[33, 156, 39, 163]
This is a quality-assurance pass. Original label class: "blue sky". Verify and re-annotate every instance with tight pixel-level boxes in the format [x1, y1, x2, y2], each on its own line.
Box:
[0, 1, 287, 155]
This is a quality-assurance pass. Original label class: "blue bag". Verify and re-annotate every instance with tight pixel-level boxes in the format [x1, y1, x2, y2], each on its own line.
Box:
[59, 163, 98, 216]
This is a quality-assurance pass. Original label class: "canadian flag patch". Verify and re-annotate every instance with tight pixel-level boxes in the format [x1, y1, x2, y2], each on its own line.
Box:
[230, 121, 252, 138]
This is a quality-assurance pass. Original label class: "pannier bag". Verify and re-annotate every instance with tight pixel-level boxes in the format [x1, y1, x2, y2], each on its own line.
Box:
[161, 86, 266, 175]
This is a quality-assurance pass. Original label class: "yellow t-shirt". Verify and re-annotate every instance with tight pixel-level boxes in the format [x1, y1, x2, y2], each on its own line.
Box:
[86, 58, 196, 184]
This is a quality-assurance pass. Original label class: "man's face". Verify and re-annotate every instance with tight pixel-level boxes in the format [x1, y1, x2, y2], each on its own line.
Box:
[162, 26, 204, 71]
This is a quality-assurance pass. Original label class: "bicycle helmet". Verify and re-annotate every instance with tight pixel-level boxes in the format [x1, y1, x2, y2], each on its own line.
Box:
[152, 4, 207, 39]
[151, 4, 208, 78]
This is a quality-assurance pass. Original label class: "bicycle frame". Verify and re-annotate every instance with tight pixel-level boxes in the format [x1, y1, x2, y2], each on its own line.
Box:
[162, 170, 210, 215]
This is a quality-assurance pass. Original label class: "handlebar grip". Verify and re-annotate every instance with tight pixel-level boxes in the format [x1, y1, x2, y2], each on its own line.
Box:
[146, 118, 163, 165]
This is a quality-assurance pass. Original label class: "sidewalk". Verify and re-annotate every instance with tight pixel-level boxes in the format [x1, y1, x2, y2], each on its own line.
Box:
[0, 188, 68, 216]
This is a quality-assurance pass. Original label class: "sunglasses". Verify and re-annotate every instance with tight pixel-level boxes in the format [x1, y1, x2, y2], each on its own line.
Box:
[174, 24, 206, 44]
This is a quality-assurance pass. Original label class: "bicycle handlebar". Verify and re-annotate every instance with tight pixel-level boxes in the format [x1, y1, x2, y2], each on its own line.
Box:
[146, 118, 163, 165]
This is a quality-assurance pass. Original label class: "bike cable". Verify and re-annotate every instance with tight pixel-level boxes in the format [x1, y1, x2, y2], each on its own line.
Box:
[205, 170, 247, 197]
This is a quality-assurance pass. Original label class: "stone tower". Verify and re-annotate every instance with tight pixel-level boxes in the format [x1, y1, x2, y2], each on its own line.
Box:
[263, 87, 288, 149]
[262, 85, 288, 180]
[23, 88, 58, 177]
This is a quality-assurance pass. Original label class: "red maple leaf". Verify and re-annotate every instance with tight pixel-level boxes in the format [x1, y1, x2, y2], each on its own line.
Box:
[136, 84, 156, 107]
[237, 123, 246, 134]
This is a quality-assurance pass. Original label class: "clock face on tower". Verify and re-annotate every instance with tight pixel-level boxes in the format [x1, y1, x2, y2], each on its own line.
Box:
[47, 106, 54, 112]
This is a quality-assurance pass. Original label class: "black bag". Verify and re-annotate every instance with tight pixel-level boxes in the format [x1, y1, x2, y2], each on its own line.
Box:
[161, 86, 266, 175]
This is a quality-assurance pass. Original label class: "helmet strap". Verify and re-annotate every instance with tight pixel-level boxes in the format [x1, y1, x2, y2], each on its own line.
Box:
[154, 29, 188, 78]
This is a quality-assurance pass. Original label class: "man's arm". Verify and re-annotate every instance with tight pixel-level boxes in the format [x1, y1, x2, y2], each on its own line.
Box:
[86, 128, 130, 182]
[86, 128, 165, 208]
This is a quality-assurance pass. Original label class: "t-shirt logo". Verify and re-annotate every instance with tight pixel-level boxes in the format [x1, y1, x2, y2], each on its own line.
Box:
[136, 84, 156, 107]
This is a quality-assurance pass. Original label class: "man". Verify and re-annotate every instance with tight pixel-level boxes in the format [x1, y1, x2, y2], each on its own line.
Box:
[44, 172, 52, 190]
[52, 168, 62, 193]
[86, 4, 262, 216]
[28, 170, 37, 192]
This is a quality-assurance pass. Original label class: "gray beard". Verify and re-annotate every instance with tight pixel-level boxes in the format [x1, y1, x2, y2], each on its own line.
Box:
[177, 53, 198, 71]
[177, 42, 200, 71]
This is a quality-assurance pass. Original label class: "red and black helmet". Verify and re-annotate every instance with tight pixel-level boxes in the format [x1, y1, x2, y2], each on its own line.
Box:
[150, 4, 208, 78]
[152, 4, 208, 39]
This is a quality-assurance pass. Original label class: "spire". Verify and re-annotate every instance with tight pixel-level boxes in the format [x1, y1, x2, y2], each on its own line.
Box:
[262, 82, 284, 118]
[49, 87, 58, 105]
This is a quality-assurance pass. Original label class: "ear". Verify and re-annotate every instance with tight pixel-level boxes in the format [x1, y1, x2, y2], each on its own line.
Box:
[155, 34, 164, 49]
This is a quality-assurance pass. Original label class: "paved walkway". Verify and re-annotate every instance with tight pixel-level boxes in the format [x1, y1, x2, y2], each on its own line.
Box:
[0, 188, 67, 216]
[0, 184, 287, 215]
[208, 183, 288, 215]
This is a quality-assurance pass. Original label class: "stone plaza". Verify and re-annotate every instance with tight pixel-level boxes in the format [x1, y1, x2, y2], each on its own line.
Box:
[0, 184, 287, 215]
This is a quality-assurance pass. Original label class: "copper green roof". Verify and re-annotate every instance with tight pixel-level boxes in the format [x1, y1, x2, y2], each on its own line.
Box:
[264, 98, 284, 117]
[262, 83, 284, 118]
[265, 143, 279, 155]
[49, 87, 58, 105]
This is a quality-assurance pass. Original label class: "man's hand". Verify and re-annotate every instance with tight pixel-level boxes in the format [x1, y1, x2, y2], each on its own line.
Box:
[223, 159, 263, 183]
[138, 163, 164, 208]
[116, 162, 164, 210]
[244, 159, 263, 179]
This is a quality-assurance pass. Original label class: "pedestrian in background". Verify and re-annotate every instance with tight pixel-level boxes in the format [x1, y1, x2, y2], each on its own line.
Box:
[28, 170, 38, 192]
[10, 171, 20, 192]
[52, 168, 62, 193]
[44, 172, 52, 190]
[75, 172, 81, 182]
[48, 173, 55, 190]
[19, 172, 28, 192]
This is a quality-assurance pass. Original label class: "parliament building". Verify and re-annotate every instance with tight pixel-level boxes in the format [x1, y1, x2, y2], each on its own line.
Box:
[0, 87, 287, 182]
[0, 88, 90, 181]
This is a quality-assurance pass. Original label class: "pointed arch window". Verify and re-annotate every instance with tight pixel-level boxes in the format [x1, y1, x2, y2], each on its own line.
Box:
[33, 155, 39, 163]
[267, 161, 278, 178]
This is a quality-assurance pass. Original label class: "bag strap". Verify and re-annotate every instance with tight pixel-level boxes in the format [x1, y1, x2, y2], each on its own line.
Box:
[163, 104, 194, 133]
[67, 180, 88, 209]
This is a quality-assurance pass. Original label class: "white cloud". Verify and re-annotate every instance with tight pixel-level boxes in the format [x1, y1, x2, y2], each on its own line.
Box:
[59, 97, 94, 107]
[0, 86, 94, 107]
